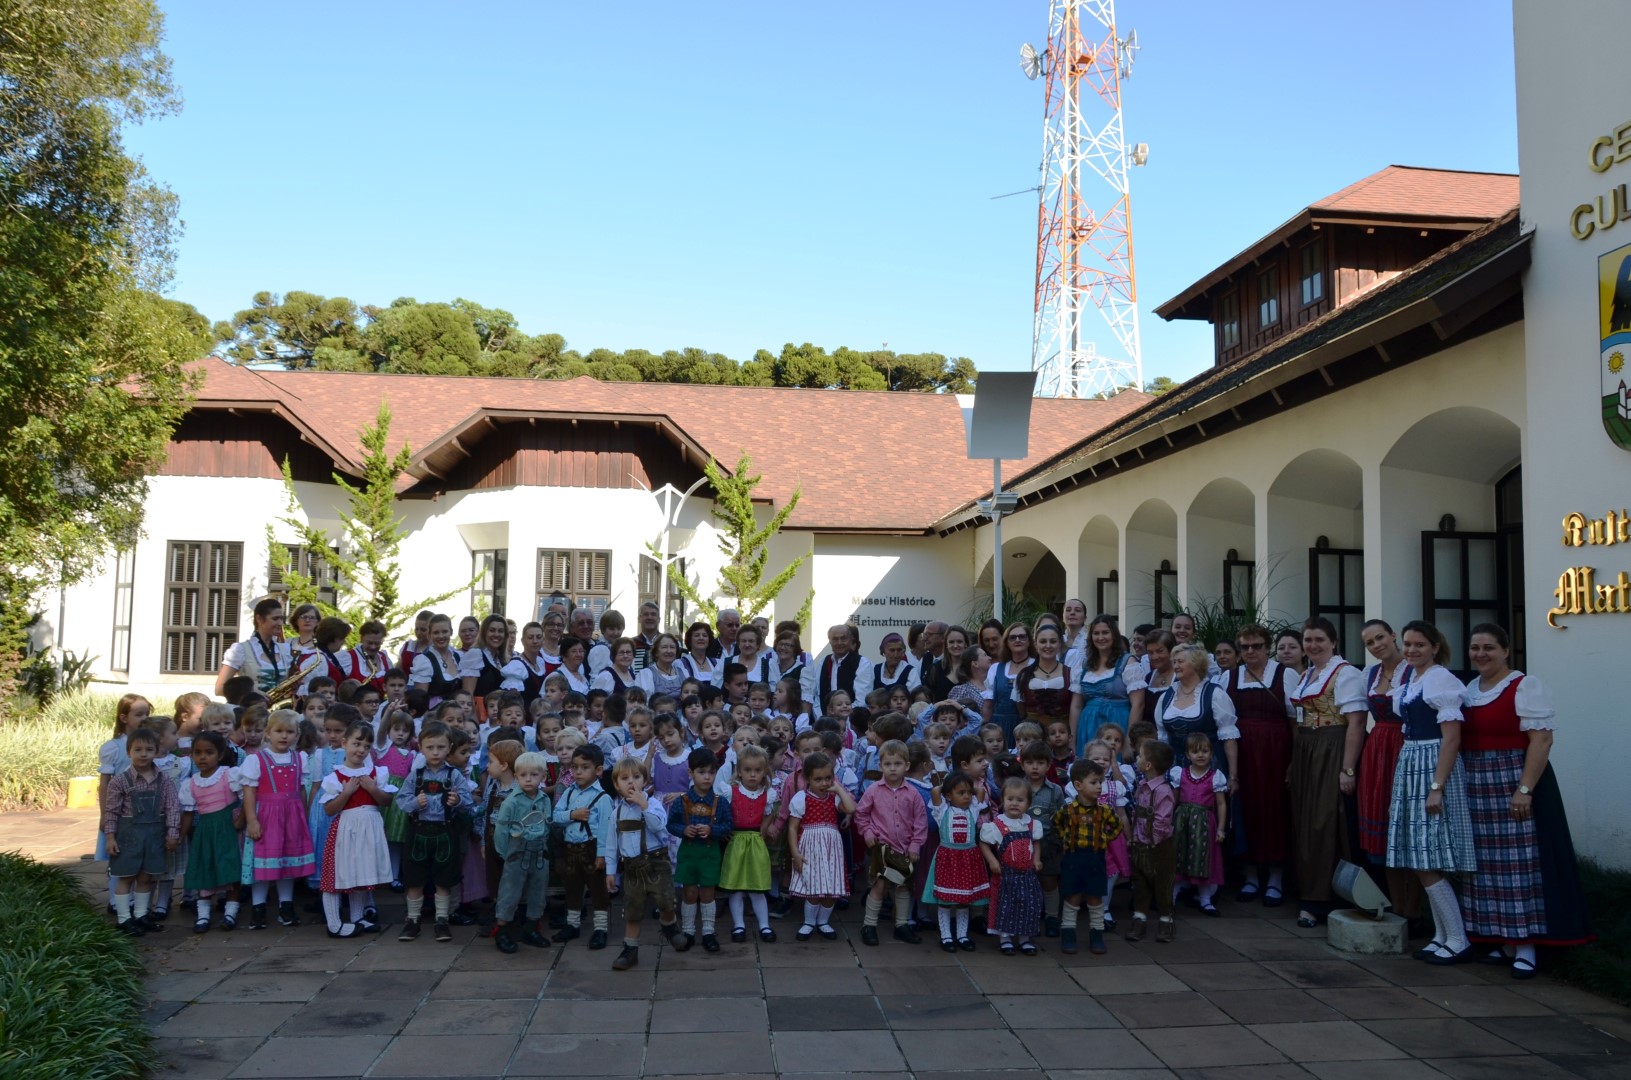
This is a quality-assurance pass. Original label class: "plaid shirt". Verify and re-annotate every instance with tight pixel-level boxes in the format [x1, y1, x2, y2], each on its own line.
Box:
[102, 767, 182, 839]
[1052, 799, 1122, 854]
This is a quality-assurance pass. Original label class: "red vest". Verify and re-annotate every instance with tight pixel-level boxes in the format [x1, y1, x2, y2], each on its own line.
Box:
[1460, 676, 1529, 753]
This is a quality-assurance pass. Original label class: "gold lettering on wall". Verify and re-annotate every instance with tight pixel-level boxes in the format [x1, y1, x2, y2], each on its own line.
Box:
[1560, 510, 1631, 546]
[1549, 510, 1631, 628]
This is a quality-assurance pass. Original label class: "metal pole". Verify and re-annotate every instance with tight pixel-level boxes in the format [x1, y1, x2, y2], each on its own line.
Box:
[992, 459, 1004, 624]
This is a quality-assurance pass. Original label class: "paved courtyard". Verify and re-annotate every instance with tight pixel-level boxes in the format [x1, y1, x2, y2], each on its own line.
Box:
[5, 808, 1628, 1079]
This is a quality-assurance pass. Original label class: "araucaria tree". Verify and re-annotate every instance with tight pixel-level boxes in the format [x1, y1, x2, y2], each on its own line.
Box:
[661, 453, 812, 625]
[0, 2, 206, 708]
[271, 402, 468, 640]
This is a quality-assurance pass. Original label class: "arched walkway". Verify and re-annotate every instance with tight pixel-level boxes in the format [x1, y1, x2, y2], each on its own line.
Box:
[1126, 499, 1178, 629]
[1078, 515, 1120, 622]
[1379, 406, 1523, 667]
[1186, 478, 1256, 620]
[1267, 450, 1365, 650]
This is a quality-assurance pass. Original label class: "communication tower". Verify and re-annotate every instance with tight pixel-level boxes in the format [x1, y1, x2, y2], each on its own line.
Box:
[1021, 1, 1146, 399]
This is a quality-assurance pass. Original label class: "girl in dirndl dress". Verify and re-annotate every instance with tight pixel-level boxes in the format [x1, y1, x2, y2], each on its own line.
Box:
[787, 751, 855, 941]
[923, 773, 991, 951]
[1386, 621, 1477, 966]
[1169, 733, 1228, 915]
[376, 715, 416, 888]
[319, 720, 397, 937]
[981, 777, 1044, 954]
[239, 711, 317, 930]
[720, 745, 775, 942]
[180, 732, 244, 932]
[1458, 624, 1592, 978]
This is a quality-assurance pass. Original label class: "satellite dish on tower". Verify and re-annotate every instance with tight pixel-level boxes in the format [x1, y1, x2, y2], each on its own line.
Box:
[1020, 42, 1043, 80]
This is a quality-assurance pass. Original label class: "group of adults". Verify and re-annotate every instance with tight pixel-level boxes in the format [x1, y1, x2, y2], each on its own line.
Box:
[910, 602, 1591, 977]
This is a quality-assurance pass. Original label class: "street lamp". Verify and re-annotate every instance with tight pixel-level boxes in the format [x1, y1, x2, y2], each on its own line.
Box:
[961, 372, 1036, 623]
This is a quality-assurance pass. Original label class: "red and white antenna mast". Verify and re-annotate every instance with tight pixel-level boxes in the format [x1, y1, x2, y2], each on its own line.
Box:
[1023, 1, 1146, 399]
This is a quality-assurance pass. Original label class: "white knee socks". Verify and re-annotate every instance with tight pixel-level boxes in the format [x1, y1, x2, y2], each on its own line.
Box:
[1061, 902, 1080, 929]
[729, 893, 746, 930]
[938, 906, 954, 941]
[1425, 880, 1469, 953]
[323, 892, 345, 932]
[682, 901, 698, 935]
[1087, 902, 1105, 930]
[701, 901, 717, 936]
[749, 892, 769, 928]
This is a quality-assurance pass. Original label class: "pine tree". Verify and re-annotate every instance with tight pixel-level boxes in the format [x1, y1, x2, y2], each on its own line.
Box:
[271, 402, 468, 641]
[658, 453, 812, 624]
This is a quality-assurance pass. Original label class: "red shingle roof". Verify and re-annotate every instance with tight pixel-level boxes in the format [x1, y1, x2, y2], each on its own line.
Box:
[187, 358, 1149, 532]
[1311, 166, 1519, 220]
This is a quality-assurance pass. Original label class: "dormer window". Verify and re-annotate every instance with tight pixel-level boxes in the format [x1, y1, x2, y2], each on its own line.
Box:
[1258, 266, 1280, 327]
[1300, 241, 1325, 305]
[1219, 292, 1240, 349]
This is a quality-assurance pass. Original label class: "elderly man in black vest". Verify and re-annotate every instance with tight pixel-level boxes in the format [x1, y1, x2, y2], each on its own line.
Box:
[815, 623, 875, 712]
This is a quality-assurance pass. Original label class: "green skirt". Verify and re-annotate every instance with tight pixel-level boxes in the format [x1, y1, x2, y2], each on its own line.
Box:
[383, 801, 411, 844]
[719, 832, 771, 892]
[185, 806, 241, 891]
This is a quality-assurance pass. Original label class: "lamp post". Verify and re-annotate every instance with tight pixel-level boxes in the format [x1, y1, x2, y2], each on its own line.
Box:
[962, 372, 1036, 624]
[638, 476, 710, 632]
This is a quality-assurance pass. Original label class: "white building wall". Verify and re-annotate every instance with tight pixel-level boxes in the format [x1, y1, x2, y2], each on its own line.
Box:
[1514, 0, 1631, 865]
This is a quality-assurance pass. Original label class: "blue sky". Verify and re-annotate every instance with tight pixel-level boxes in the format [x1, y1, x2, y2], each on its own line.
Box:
[126, 1, 1518, 385]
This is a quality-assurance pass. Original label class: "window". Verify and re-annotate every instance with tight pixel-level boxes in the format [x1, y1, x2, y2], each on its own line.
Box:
[1421, 528, 1504, 675]
[163, 541, 243, 674]
[1495, 466, 1525, 670]
[639, 554, 689, 632]
[1308, 542, 1364, 660]
[537, 549, 611, 621]
[110, 546, 136, 674]
[1218, 292, 1241, 349]
[1258, 266, 1280, 327]
[471, 549, 508, 617]
[1153, 560, 1179, 628]
[1299, 241, 1325, 306]
[268, 544, 338, 608]
[1223, 550, 1255, 617]
[1095, 569, 1119, 621]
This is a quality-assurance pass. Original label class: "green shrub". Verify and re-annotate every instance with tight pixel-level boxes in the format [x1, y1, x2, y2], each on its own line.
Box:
[0, 852, 149, 1079]
[1550, 858, 1631, 1006]
[0, 690, 122, 812]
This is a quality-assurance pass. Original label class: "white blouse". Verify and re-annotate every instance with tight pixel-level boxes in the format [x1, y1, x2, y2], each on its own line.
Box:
[1078, 657, 1149, 695]
[410, 648, 460, 687]
[236, 749, 297, 787]
[978, 813, 1043, 845]
[1293, 656, 1368, 715]
[458, 648, 509, 680]
[317, 762, 397, 801]
[1461, 671, 1557, 732]
[1154, 683, 1241, 741]
[501, 653, 550, 692]
[178, 766, 242, 810]
[1009, 663, 1074, 702]
[1167, 764, 1229, 792]
[1391, 664, 1466, 724]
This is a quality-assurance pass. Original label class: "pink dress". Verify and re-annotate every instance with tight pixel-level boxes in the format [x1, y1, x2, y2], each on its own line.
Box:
[1173, 766, 1226, 887]
[246, 750, 316, 881]
[1100, 776, 1131, 878]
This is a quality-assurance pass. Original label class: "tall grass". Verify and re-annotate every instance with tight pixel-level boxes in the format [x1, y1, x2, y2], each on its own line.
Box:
[1551, 858, 1631, 1006]
[0, 852, 149, 1079]
[0, 690, 122, 812]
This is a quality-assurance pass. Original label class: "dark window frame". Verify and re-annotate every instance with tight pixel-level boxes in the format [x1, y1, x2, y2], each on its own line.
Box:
[163, 541, 243, 675]
[1299, 240, 1326, 307]
[1095, 568, 1119, 622]
[1218, 291, 1241, 350]
[536, 548, 612, 621]
[268, 543, 338, 609]
[1153, 561, 1179, 628]
[1308, 544, 1364, 660]
[110, 546, 136, 674]
[471, 549, 509, 618]
[1258, 265, 1281, 328]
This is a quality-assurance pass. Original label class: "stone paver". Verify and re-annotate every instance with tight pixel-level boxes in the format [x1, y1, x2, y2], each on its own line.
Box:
[5, 805, 1628, 1078]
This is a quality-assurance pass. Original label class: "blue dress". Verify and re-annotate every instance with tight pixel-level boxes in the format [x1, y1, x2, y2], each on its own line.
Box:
[305, 746, 348, 884]
[989, 660, 1030, 743]
[1075, 654, 1136, 754]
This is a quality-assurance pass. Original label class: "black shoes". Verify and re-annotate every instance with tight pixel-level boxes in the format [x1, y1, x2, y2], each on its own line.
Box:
[398, 918, 421, 942]
[893, 924, 922, 945]
[861, 925, 880, 947]
[494, 925, 519, 953]
[701, 934, 720, 953]
[589, 929, 608, 950]
[612, 945, 639, 970]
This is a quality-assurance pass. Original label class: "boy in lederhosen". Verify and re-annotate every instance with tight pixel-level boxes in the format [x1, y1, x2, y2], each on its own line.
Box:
[395, 721, 477, 943]
[667, 747, 735, 952]
[605, 756, 685, 969]
[551, 744, 612, 948]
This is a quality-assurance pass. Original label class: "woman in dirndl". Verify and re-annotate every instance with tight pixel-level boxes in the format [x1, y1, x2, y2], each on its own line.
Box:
[1458, 623, 1592, 978]
[1288, 617, 1367, 929]
[1356, 620, 1424, 922]
[1222, 623, 1296, 906]
[1386, 620, 1477, 965]
[985, 623, 1034, 745]
[1069, 615, 1147, 754]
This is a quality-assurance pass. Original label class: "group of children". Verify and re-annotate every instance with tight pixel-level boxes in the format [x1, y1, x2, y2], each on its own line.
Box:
[98, 621, 1237, 967]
